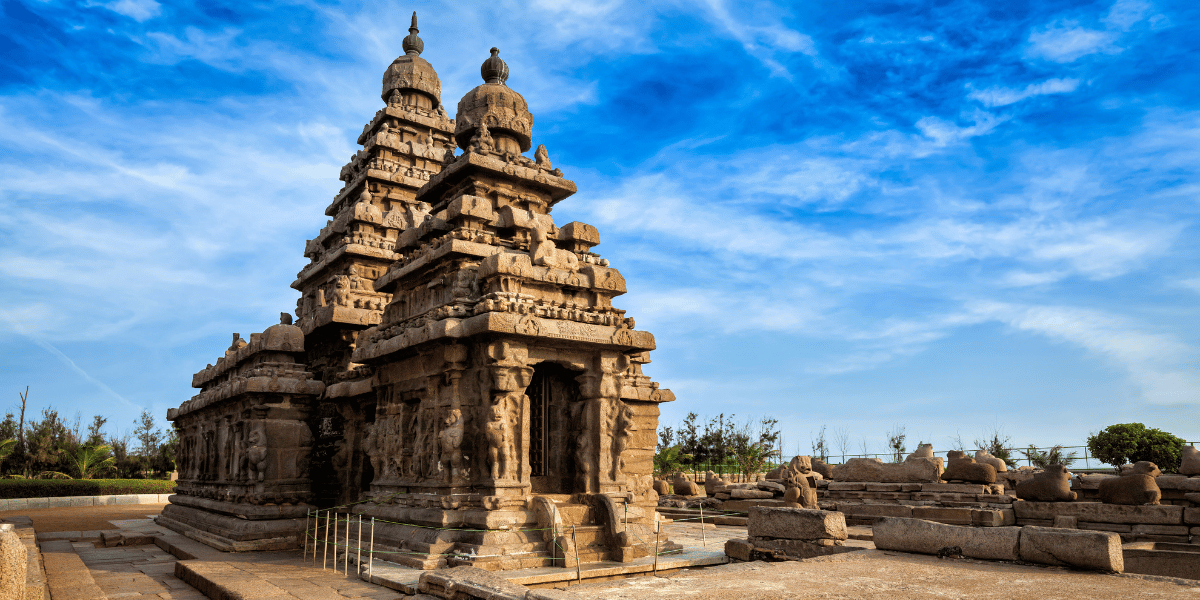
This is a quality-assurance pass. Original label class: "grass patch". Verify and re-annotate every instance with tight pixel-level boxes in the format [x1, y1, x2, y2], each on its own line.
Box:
[0, 479, 176, 499]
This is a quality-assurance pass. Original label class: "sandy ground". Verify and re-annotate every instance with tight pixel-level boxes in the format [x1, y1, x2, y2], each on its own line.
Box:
[572, 550, 1200, 600]
[0, 503, 166, 532]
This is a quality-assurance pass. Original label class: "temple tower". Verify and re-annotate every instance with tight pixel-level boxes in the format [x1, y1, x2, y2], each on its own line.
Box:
[162, 14, 678, 570]
[345, 45, 677, 570]
[292, 13, 456, 506]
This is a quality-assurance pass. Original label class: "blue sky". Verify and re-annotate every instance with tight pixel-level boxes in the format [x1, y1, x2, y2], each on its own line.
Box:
[1, 0, 1198, 457]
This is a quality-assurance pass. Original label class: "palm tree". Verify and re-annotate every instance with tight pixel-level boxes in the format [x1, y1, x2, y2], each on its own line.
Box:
[67, 444, 115, 479]
[0, 439, 15, 462]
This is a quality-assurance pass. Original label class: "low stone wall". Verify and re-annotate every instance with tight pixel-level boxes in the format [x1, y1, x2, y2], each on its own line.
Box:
[819, 481, 1015, 527]
[0, 494, 172, 511]
[1015, 501, 1200, 543]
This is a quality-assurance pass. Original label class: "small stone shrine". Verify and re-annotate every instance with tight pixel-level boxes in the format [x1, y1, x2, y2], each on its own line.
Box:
[160, 13, 677, 570]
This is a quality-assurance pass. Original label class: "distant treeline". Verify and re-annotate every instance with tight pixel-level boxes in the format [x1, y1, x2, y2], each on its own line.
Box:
[2, 388, 174, 479]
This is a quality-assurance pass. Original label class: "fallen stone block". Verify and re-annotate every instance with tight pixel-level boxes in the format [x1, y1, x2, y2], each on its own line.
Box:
[724, 538, 754, 562]
[872, 517, 1020, 561]
[747, 507, 847, 541]
[838, 504, 914, 520]
[747, 536, 862, 559]
[418, 566, 530, 600]
[1018, 526, 1123, 572]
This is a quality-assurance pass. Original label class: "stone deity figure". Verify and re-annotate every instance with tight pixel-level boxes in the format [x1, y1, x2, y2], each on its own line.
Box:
[485, 398, 514, 480]
[438, 409, 464, 481]
[246, 425, 268, 483]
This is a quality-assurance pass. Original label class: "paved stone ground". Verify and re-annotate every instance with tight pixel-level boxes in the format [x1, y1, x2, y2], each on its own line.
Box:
[571, 548, 1200, 599]
[75, 539, 204, 600]
[181, 552, 406, 600]
[0, 503, 167, 532]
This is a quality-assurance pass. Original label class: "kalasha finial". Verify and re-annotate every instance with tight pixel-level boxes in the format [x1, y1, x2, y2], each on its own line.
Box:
[480, 47, 509, 85]
[402, 11, 424, 56]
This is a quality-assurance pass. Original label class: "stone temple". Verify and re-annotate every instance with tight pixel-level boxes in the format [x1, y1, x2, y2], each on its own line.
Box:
[160, 14, 678, 571]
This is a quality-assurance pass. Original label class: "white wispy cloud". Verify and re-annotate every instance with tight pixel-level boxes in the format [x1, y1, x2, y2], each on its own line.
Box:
[103, 0, 161, 22]
[968, 78, 1081, 107]
[969, 301, 1200, 404]
[1026, 21, 1119, 63]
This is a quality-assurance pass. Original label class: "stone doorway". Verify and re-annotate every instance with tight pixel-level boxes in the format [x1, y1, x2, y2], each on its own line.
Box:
[527, 362, 581, 494]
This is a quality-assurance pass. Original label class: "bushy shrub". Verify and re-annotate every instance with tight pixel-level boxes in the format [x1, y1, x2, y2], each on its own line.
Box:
[1087, 423, 1185, 472]
[0, 479, 175, 498]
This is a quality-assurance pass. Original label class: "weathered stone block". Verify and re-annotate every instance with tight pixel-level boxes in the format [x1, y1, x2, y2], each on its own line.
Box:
[748, 537, 862, 559]
[418, 566, 529, 600]
[1131, 524, 1189, 535]
[747, 507, 846, 540]
[828, 482, 866, 491]
[1079, 522, 1131, 533]
[838, 504, 913, 519]
[1181, 446, 1200, 476]
[865, 483, 902, 492]
[1018, 526, 1123, 572]
[972, 509, 1015, 527]
[920, 483, 986, 494]
[0, 524, 27, 600]
[757, 480, 785, 493]
[731, 489, 774, 499]
[872, 517, 1020, 561]
[724, 538, 753, 561]
[1014, 501, 1183, 524]
[1053, 516, 1078, 529]
[1185, 507, 1200, 525]
[912, 507, 973, 524]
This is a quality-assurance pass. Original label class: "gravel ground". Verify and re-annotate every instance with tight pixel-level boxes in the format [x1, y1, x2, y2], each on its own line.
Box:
[0, 503, 166, 532]
[571, 549, 1200, 600]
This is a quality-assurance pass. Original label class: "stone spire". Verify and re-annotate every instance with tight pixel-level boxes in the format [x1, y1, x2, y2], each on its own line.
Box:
[380, 11, 441, 105]
[455, 47, 530, 152]
[402, 11, 424, 56]
[480, 47, 508, 84]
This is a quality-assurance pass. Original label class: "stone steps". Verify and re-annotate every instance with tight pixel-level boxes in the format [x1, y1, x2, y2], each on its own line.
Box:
[38, 539, 106, 600]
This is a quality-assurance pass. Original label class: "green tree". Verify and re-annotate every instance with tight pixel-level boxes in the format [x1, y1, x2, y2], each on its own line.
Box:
[887, 425, 907, 463]
[1087, 423, 1186, 472]
[24, 408, 71, 474]
[1020, 445, 1078, 469]
[974, 427, 1014, 464]
[66, 444, 115, 479]
[86, 415, 108, 447]
[653, 445, 691, 477]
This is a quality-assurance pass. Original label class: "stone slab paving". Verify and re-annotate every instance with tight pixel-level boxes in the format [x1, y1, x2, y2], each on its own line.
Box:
[74, 538, 205, 600]
[177, 551, 405, 600]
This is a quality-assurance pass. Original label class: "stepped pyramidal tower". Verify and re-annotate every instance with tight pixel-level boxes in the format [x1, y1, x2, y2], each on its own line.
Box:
[161, 13, 678, 570]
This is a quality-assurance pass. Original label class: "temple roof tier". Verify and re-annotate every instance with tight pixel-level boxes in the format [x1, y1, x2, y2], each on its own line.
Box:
[418, 150, 576, 209]
[190, 323, 306, 388]
[355, 104, 454, 147]
[352, 310, 657, 365]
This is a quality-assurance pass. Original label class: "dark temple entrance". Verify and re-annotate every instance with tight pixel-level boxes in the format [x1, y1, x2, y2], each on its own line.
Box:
[527, 362, 580, 494]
